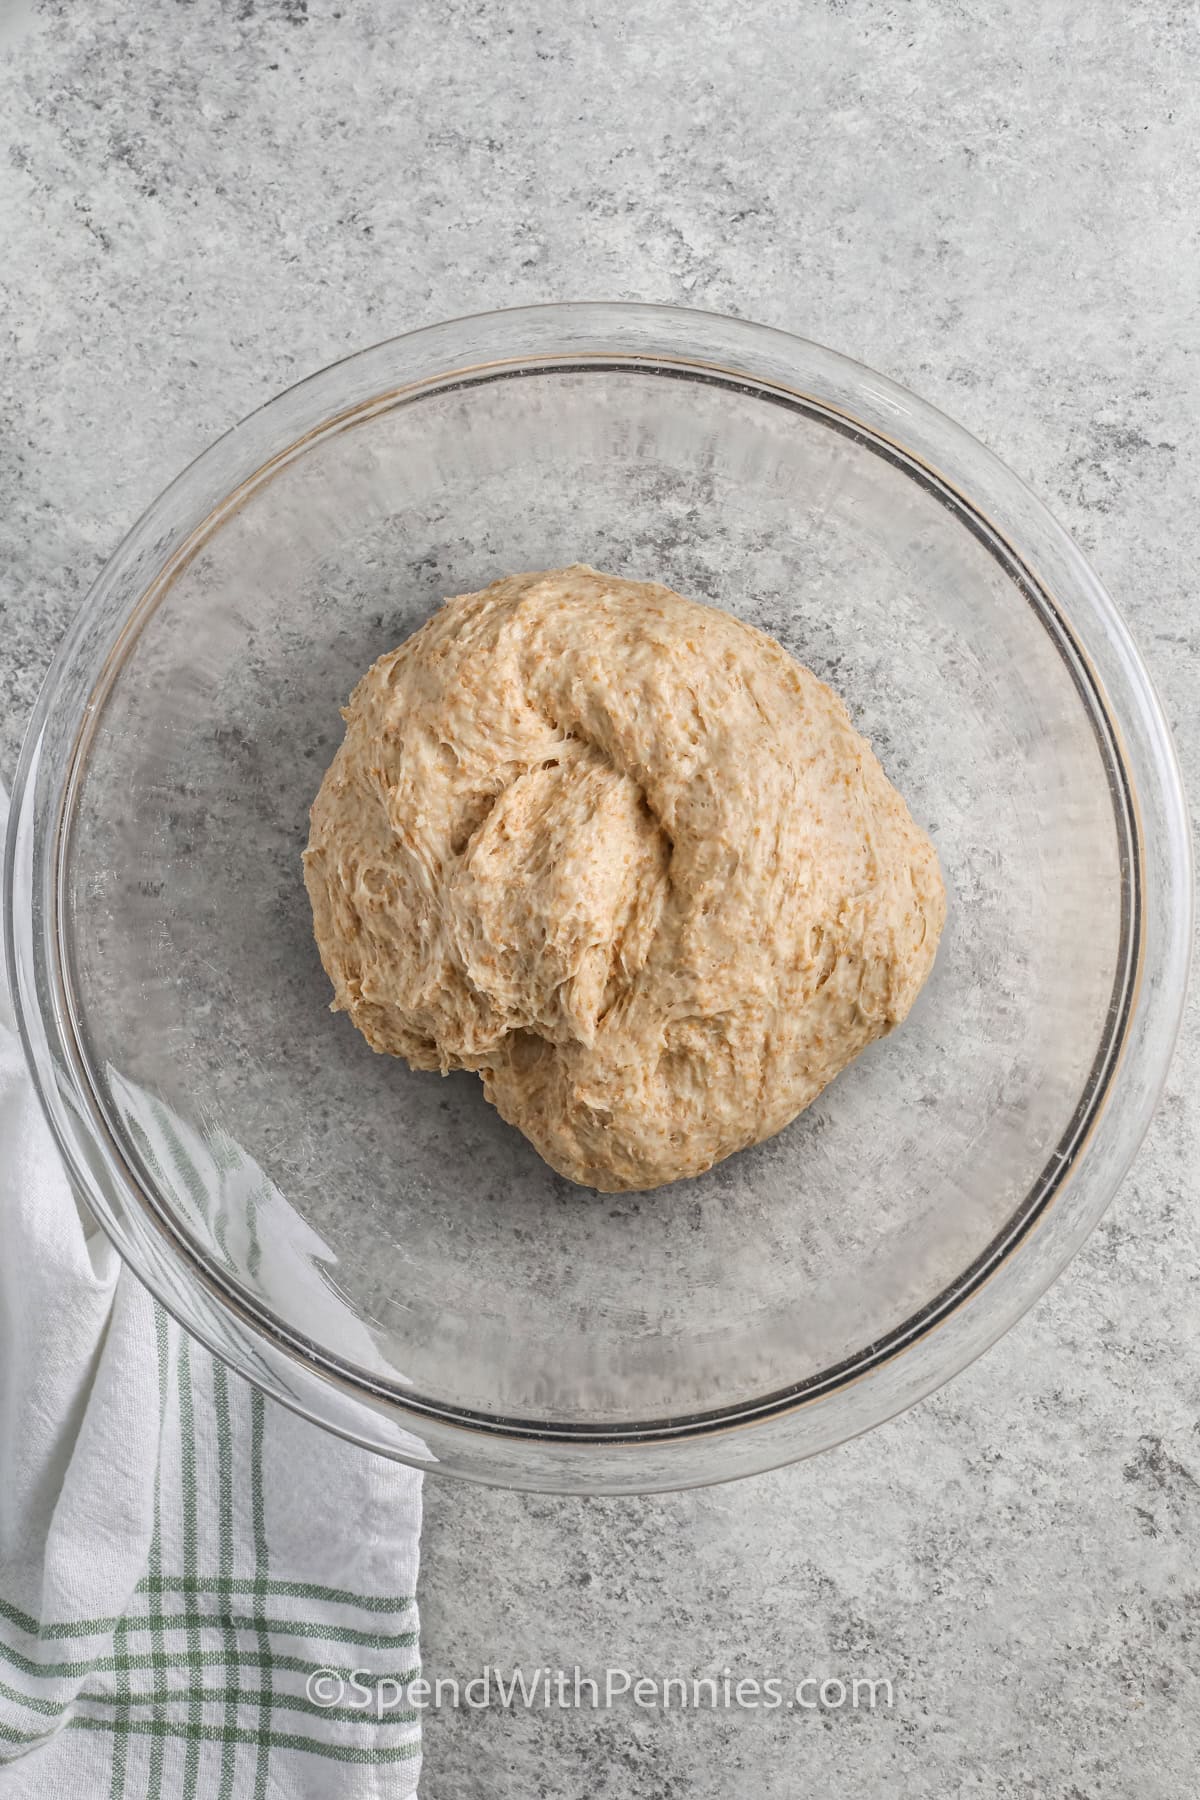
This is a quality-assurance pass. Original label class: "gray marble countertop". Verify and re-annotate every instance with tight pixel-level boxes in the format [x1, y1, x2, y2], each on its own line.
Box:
[3, 2, 1198, 1794]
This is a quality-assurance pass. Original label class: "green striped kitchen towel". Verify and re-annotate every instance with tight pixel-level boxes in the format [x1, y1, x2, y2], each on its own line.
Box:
[0, 801, 423, 1798]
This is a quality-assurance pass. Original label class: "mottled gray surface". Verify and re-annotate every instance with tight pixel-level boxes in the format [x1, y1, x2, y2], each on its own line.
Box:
[2, 2, 1198, 1796]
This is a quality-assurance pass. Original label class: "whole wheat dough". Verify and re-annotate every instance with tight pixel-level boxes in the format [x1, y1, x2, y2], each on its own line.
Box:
[304, 566, 945, 1192]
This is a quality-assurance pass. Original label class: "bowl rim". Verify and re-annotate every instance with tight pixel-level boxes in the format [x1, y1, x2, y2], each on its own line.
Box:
[5, 300, 1193, 1489]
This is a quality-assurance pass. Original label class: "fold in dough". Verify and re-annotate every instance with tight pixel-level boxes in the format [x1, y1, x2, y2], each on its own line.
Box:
[304, 565, 946, 1192]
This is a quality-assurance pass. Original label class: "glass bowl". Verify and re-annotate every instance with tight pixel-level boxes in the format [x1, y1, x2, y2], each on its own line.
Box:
[5, 304, 1191, 1493]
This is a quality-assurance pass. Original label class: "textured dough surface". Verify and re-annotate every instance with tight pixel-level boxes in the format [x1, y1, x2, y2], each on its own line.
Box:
[304, 566, 946, 1192]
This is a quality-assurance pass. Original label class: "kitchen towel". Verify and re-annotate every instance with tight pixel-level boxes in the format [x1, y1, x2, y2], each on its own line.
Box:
[0, 789, 423, 1799]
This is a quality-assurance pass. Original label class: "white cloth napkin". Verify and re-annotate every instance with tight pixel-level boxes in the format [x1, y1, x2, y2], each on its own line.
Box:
[0, 790, 423, 1798]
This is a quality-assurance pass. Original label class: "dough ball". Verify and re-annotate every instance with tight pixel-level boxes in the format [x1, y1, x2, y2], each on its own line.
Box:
[304, 566, 945, 1192]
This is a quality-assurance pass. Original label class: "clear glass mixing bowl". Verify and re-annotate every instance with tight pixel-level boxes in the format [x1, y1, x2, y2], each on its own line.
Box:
[5, 304, 1191, 1491]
